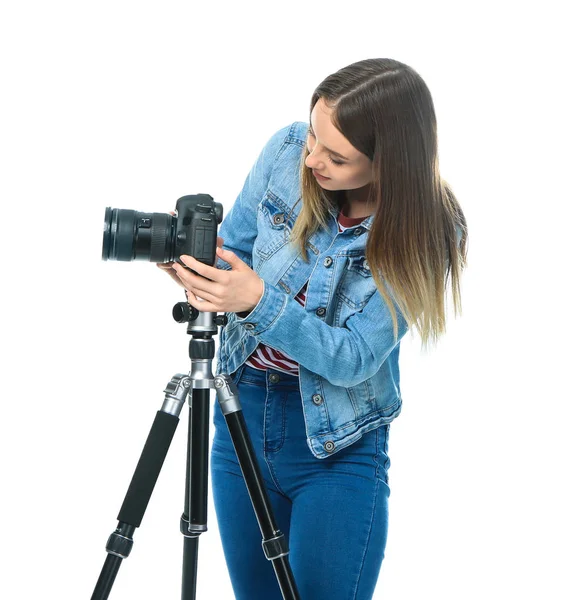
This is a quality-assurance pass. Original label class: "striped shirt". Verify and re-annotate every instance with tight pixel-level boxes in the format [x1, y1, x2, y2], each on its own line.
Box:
[244, 207, 368, 375]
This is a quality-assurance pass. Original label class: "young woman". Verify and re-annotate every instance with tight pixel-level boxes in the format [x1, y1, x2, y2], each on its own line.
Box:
[158, 57, 468, 600]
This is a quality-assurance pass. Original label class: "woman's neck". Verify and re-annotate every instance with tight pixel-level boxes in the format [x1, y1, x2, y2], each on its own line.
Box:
[341, 198, 373, 219]
[341, 186, 374, 218]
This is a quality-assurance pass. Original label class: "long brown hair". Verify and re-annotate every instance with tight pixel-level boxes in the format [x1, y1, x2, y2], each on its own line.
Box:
[288, 58, 469, 349]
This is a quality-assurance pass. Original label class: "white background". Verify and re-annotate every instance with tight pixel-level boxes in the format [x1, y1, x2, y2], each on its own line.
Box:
[1, 1, 570, 598]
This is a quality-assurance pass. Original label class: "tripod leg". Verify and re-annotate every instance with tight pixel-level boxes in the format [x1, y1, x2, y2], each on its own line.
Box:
[91, 374, 190, 600]
[214, 374, 301, 600]
[181, 386, 210, 600]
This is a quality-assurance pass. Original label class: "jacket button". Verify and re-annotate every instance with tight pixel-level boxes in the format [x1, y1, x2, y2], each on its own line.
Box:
[353, 228, 362, 235]
[316, 307, 326, 317]
[363, 259, 370, 271]
[243, 323, 255, 330]
[324, 440, 335, 453]
[312, 394, 323, 405]
[273, 214, 285, 225]
[323, 256, 333, 267]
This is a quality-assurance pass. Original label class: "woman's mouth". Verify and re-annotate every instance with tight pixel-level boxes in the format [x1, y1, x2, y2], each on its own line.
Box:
[313, 171, 330, 181]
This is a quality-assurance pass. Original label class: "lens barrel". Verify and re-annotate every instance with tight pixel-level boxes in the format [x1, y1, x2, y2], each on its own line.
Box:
[102, 207, 176, 262]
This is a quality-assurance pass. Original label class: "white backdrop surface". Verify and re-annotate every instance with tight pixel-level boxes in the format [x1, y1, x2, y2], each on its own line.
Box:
[1, 1, 570, 598]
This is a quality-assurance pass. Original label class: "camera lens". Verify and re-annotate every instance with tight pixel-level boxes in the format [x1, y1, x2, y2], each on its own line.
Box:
[102, 207, 176, 262]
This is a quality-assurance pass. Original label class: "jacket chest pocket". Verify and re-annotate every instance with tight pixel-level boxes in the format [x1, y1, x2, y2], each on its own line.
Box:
[254, 193, 294, 260]
[336, 254, 377, 311]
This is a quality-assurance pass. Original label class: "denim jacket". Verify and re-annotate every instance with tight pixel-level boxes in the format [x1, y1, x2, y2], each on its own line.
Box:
[213, 121, 411, 459]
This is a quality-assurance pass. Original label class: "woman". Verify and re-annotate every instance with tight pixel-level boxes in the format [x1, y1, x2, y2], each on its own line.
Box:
[158, 58, 468, 600]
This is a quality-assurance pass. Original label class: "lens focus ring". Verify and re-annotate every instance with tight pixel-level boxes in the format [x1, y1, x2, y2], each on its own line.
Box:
[149, 213, 173, 262]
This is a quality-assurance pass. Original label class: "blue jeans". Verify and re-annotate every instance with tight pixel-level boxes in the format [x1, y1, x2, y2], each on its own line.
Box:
[210, 363, 392, 600]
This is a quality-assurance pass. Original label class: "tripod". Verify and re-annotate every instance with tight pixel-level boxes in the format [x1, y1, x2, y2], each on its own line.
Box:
[91, 301, 300, 599]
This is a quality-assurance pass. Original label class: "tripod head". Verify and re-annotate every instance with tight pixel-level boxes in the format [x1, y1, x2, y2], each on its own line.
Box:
[172, 301, 228, 330]
[172, 301, 228, 380]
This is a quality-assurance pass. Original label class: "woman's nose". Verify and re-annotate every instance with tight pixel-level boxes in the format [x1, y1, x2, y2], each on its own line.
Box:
[305, 150, 323, 169]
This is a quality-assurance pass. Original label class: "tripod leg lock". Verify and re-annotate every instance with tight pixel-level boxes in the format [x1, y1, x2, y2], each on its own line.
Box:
[180, 515, 207, 538]
[105, 529, 134, 559]
[262, 531, 289, 561]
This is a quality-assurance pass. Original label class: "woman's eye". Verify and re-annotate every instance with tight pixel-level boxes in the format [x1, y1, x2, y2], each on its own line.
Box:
[307, 131, 345, 166]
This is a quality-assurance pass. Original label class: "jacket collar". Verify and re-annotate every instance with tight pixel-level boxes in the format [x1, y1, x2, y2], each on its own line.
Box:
[327, 204, 373, 231]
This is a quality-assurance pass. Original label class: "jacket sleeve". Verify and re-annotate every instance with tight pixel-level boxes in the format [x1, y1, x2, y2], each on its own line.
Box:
[214, 122, 294, 274]
[234, 280, 409, 388]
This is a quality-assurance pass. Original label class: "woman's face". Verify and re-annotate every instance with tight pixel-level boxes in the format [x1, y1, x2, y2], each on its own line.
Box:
[305, 97, 373, 194]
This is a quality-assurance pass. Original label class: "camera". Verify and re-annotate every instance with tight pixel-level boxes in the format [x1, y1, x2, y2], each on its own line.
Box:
[102, 194, 223, 267]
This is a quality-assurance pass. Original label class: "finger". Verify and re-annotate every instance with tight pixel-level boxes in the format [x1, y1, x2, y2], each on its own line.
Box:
[186, 288, 216, 312]
[185, 284, 218, 305]
[182, 274, 220, 304]
[172, 263, 216, 297]
[179, 255, 222, 282]
[157, 263, 185, 286]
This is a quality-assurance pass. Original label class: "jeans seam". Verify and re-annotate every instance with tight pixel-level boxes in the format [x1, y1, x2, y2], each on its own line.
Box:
[262, 384, 288, 497]
[265, 392, 286, 452]
[383, 425, 390, 477]
[352, 477, 381, 600]
[374, 427, 381, 481]
[373, 426, 389, 483]
[264, 454, 288, 498]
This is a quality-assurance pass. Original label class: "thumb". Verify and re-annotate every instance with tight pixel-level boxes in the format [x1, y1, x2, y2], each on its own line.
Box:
[216, 246, 241, 267]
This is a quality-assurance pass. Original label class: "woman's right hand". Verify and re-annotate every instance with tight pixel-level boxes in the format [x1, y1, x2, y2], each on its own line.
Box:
[156, 212, 224, 289]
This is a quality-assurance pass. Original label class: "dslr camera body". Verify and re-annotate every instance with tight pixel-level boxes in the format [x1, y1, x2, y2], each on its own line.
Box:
[102, 194, 223, 268]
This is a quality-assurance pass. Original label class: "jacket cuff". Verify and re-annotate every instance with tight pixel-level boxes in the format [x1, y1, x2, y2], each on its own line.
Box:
[235, 280, 284, 332]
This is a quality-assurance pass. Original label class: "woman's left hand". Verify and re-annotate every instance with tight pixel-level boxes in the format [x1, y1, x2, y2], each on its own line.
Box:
[172, 248, 264, 314]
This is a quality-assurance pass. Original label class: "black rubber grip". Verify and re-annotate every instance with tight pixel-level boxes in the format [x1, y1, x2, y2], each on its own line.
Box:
[117, 411, 179, 527]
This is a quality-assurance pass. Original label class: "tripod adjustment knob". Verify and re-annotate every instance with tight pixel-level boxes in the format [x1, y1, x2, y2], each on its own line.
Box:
[172, 302, 198, 323]
[215, 314, 228, 326]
